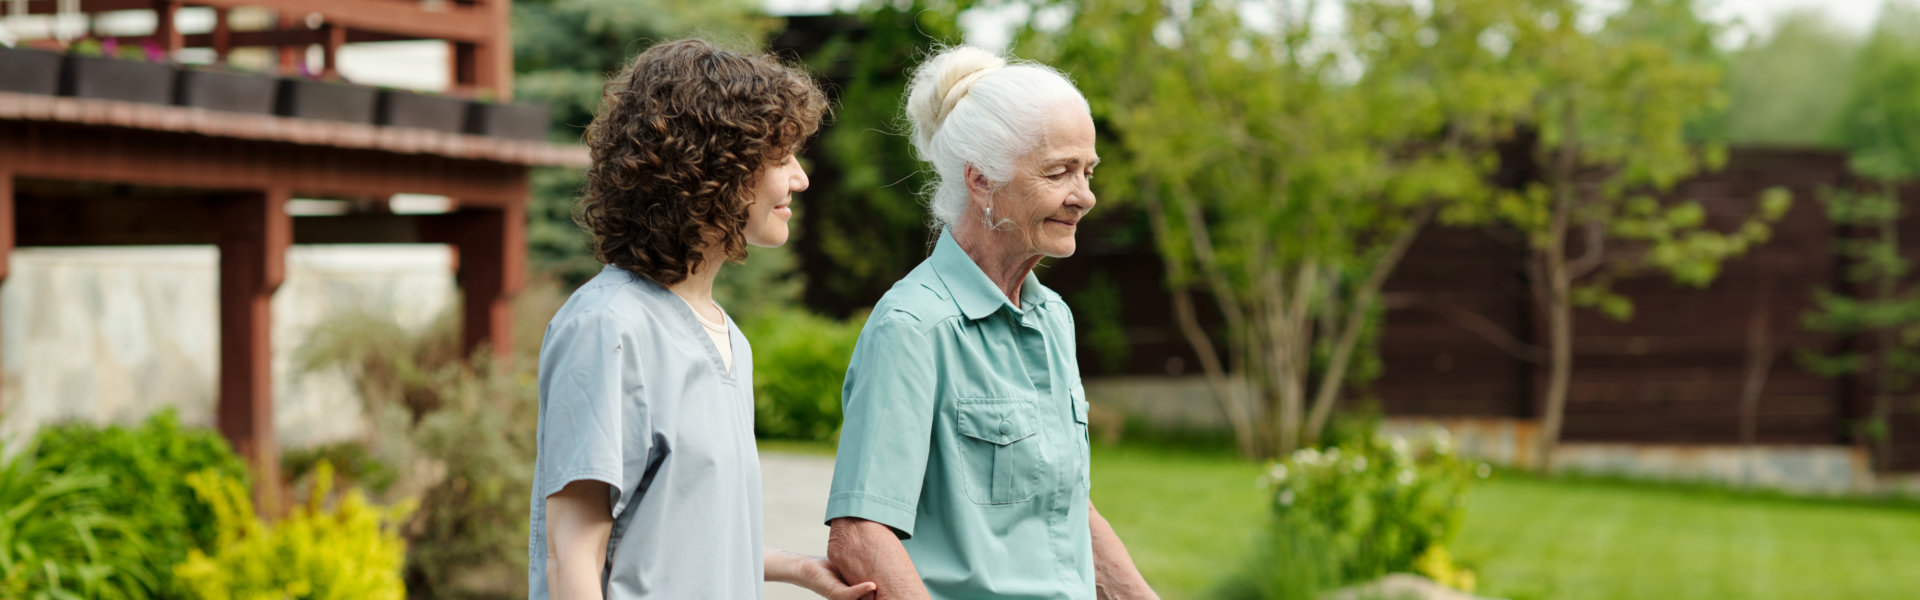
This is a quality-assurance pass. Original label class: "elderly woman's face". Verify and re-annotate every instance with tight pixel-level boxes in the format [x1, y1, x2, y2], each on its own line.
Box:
[999, 104, 1099, 258]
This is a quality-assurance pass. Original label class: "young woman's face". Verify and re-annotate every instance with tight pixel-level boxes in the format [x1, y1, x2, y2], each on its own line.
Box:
[995, 104, 1099, 258]
[743, 154, 810, 248]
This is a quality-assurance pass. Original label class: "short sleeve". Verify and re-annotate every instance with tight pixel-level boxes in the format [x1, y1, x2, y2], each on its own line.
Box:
[535, 308, 642, 517]
[824, 312, 938, 538]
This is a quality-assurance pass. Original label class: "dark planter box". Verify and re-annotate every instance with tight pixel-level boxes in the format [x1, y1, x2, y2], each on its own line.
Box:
[377, 90, 467, 133]
[465, 102, 551, 141]
[62, 55, 174, 104]
[0, 47, 64, 95]
[275, 78, 377, 124]
[175, 68, 277, 114]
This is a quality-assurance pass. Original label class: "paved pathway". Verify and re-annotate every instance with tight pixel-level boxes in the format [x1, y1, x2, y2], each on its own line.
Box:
[761, 451, 838, 600]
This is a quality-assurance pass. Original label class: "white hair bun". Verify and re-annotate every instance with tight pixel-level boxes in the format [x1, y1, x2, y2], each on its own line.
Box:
[906, 46, 1006, 155]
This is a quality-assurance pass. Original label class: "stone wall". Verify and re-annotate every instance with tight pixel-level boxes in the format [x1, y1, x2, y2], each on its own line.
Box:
[1, 245, 456, 449]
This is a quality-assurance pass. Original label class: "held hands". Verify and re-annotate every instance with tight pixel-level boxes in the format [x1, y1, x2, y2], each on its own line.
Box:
[770, 549, 878, 600]
[797, 553, 877, 600]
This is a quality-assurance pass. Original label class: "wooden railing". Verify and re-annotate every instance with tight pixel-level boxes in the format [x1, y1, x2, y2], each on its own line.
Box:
[6, 0, 511, 99]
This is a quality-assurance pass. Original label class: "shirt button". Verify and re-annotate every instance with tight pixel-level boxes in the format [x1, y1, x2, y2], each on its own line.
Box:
[1000, 420, 1011, 436]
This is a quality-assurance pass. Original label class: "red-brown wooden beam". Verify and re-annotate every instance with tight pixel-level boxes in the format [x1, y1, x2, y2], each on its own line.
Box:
[0, 121, 531, 207]
[101, 28, 418, 51]
[20, 0, 498, 42]
[219, 189, 291, 514]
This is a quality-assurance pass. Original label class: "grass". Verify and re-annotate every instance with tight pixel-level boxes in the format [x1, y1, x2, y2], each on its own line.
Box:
[1090, 443, 1268, 599]
[1083, 443, 1920, 600]
[1455, 473, 1920, 600]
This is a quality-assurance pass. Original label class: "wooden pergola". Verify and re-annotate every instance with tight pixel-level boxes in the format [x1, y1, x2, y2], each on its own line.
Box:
[2, 0, 580, 509]
[12, 0, 512, 97]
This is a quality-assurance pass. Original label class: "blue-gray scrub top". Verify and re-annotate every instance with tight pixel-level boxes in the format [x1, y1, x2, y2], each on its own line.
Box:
[826, 231, 1096, 599]
[529, 265, 763, 600]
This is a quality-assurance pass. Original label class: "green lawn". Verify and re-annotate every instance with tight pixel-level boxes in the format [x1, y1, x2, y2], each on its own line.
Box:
[1455, 475, 1920, 600]
[1090, 444, 1268, 599]
[1087, 443, 1920, 600]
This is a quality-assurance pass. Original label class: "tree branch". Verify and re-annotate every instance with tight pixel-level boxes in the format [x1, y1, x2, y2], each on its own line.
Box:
[1385, 293, 1545, 363]
[1566, 219, 1607, 280]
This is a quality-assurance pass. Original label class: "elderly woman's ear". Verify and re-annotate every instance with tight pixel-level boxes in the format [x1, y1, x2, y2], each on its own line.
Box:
[964, 165, 994, 202]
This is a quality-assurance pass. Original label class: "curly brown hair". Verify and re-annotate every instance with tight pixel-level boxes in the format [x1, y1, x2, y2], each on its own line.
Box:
[576, 39, 828, 286]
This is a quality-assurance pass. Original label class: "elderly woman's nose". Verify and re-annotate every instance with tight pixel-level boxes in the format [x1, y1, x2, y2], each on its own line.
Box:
[1071, 183, 1096, 210]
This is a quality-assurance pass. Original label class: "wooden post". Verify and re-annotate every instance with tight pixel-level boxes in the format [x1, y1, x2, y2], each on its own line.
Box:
[441, 206, 525, 361]
[277, 13, 299, 74]
[154, 1, 183, 56]
[449, 0, 512, 100]
[0, 171, 11, 417]
[0, 171, 13, 283]
[480, 0, 511, 101]
[211, 8, 232, 64]
[218, 189, 290, 514]
[320, 23, 344, 79]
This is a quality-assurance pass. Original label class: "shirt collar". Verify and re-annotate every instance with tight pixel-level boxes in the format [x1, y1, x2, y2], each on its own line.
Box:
[930, 229, 1060, 321]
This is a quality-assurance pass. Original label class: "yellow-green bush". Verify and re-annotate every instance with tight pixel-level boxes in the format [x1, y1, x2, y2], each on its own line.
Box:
[173, 463, 414, 600]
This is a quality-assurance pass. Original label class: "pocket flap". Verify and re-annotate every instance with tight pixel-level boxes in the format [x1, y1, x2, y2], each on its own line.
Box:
[956, 402, 1038, 446]
[1071, 385, 1090, 425]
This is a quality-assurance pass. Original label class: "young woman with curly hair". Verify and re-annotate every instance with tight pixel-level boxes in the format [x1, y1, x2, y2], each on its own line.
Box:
[529, 39, 874, 600]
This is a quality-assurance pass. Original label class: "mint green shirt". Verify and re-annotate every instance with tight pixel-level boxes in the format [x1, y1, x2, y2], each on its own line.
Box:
[826, 231, 1095, 599]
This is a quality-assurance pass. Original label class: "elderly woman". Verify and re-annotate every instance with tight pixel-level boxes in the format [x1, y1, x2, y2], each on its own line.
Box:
[531, 39, 875, 600]
[824, 46, 1159, 600]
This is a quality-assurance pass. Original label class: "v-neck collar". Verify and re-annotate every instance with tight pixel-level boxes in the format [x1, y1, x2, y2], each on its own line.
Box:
[624, 267, 742, 382]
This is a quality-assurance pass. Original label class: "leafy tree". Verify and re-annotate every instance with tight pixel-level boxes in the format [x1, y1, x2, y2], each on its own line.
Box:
[1021, 0, 1501, 457]
[1023, 0, 1788, 464]
[1799, 0, 1920, 470]
[1425, 0, 1789, 467]
[512, 0, 771, 284]
[790, 4, 964, 314]
[1717, 9, 1861, 148]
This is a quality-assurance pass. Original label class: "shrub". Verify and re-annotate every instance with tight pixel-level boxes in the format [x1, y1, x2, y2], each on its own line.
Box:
[1241, 427, 1485, 599]
[0, 446, 156, 599]
[296, 279, 562, 599]
[174, 463, 413, 600]
[741, 306, 866, 442]
[30, 410, 249, 598]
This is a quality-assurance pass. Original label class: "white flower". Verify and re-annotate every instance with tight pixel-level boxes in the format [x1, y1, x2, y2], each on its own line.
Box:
[1268, 464, 1289, 483]
[1278, 489, 1296, 507]
[1292, 448, 1320, 465]
[1477, 463, 1492, 479]
[1397, 469, 1415, 486]
[1352, 456, 1368, 473]
[1326, 447, 1342, 463]
[1390, 437, 1411, 458]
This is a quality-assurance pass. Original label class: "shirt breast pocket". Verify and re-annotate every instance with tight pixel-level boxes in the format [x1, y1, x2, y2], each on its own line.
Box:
[954, 398, 1041, 505]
